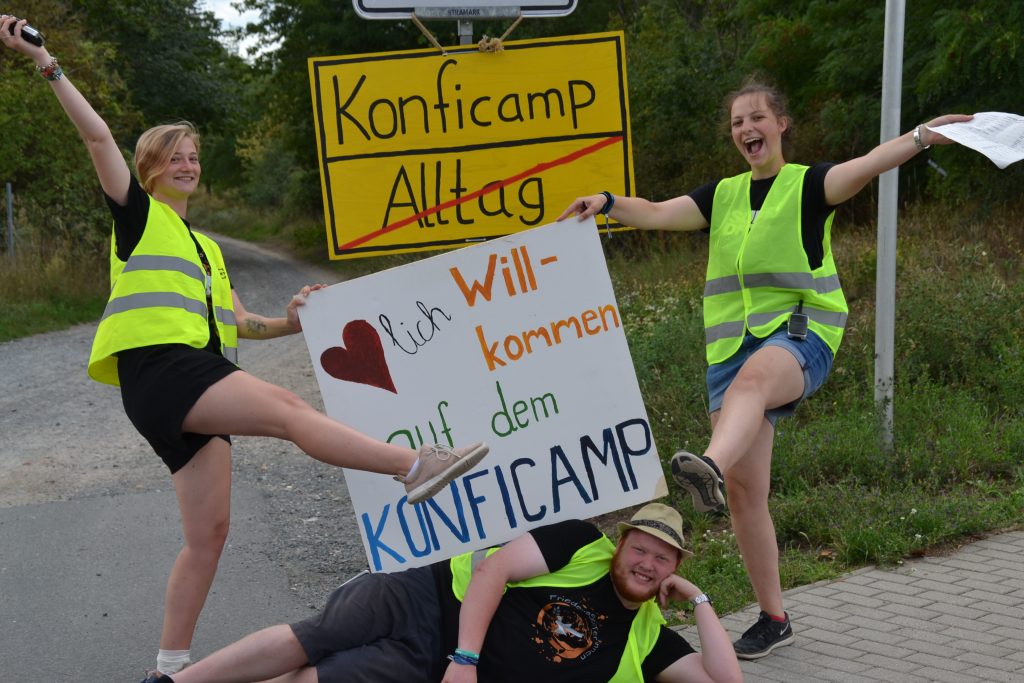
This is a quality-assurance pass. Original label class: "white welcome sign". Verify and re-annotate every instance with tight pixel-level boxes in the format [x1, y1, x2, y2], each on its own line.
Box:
[299, 217, 666, 572]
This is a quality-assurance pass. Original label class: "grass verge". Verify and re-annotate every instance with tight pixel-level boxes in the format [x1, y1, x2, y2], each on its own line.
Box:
[0, 248, 108, 342]
[6, 196, 1022, 626]
[606, 206, 1024, 622]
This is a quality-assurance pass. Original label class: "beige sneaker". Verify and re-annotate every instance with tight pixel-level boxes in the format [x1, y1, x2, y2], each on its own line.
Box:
[397, 442, 489, 504]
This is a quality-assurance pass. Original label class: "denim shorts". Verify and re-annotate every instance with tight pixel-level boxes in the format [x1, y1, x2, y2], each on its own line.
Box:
[706, 326, 834, 426]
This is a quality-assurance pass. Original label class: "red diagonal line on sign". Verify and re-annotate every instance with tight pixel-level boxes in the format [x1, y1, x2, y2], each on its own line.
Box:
[339, 135, 624, 251]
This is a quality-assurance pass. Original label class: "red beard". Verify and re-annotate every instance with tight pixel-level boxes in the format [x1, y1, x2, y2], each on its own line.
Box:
[610, 547, 659, 604]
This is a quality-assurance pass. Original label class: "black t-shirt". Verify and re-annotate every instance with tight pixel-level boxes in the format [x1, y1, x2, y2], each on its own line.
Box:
[431, 519, 695, 682]
[687, 162, 836, 269]
[105, 174, 166, 261]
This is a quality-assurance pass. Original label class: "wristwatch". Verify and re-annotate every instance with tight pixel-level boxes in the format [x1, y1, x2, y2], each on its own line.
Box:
[691, 593, 713, 608]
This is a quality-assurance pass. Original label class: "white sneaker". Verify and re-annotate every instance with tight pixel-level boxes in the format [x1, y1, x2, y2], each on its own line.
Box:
[397, 442, 489, 504]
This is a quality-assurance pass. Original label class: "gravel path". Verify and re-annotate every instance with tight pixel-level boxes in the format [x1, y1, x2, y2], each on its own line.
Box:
[0, 233, 369, 606]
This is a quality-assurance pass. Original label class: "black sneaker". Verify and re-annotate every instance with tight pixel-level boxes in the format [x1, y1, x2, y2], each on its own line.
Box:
[733, 610, 795, 660]
[670, 451, 726, 513]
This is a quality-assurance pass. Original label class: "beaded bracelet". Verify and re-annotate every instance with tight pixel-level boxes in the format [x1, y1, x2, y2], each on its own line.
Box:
[36, 57, 63, 81]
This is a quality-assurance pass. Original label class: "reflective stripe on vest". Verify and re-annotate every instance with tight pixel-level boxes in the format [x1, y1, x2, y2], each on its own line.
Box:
[449, 534, 664, 681]
[706, 305, 848, 345]
[469, 547, 491, 574]
[101, 292, 208, 322]
[215, 306, 237, 326]
[704, 272, 842, 297]
[88, 198, 238, 385]
[121, 254, 207, 282]
[703, 164, 848, 364]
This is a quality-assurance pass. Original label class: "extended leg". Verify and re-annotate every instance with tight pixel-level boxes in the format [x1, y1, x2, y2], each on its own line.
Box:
[172, 625, 310, 683]
[672, 345, 803, 513]
[160, 437, 232, 653]
[182, 371, 416, 476]
[705, 345, 802, 472]
[724, 416, 783, 616]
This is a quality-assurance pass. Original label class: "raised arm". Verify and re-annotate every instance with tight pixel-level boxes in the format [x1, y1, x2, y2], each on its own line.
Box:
[442, 533, 551, 683]
[0, 15, 130, 204]
[656, 575, 743, 683]
[823, 113, 974, 206]
[557, 193, 709, 232]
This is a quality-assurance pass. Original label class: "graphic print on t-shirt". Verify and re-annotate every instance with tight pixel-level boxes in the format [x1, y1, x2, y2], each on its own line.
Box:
[533, 594, 607, 663]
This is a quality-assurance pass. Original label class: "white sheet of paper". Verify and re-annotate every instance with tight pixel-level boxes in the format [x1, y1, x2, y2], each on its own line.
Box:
[928, 112, 1024, 169]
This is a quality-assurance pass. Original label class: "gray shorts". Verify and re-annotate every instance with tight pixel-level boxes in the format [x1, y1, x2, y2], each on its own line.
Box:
[290, 567, 443, 683]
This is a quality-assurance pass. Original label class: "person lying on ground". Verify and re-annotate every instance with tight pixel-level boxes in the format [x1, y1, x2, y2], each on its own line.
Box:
[147, 502, 743, 683]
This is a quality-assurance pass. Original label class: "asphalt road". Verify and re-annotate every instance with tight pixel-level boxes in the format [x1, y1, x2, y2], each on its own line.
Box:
[0, 235, 369, 681]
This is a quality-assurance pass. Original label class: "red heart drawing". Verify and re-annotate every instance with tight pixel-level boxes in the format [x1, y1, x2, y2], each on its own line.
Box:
[320, 320, 397, 394]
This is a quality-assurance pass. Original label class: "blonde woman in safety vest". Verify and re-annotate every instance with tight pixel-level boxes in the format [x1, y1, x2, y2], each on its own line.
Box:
[560, 78, 969, 661]
[2, 15, 488, 680]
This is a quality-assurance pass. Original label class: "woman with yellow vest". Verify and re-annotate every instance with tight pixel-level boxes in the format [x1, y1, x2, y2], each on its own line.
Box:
[2, 15, 488, 680]
[560, 79, 970, 660]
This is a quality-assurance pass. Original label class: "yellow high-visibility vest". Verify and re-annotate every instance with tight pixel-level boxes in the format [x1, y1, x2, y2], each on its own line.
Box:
[704, 163, 847, 364]
[88, 197, 237, 385]
[450, 534, 664, 682]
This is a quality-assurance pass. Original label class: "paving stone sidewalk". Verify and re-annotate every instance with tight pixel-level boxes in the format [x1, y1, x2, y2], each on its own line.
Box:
[676, 529, 1024, 682]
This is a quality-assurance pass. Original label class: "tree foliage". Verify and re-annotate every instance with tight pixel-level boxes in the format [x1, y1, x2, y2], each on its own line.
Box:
[1, 0, 251, 254]
[0, 1, 141, 252]
[69, 0, 244, 129]
[230, 0, 1021, 216]
[620, 0, 1022, 214]
[3, 0, 1022, 251]
[70, 0, 250, 191]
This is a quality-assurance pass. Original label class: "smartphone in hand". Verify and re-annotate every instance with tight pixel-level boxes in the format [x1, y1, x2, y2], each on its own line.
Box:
[5, 19, 44, 47]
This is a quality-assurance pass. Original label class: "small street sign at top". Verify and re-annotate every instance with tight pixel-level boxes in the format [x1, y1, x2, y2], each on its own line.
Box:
[353, 1, 578, 20]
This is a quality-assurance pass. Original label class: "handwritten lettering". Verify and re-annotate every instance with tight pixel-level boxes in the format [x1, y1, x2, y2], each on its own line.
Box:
[378, 300, 452, 355]
[490, 380, 559, 437]
[387, 400, 455, 449]
[474, 303, 622, 371]
[333, 58, 597, 145]
[361, 417, 653, 570]
[382, 160, 544, 229]
[449, 246, 543, 307]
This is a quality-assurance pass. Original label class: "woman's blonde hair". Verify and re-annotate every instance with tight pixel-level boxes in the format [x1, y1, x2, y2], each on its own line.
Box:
[133, 122, 201, 194]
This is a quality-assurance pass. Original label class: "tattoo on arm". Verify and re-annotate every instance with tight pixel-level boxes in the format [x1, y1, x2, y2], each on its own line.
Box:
[246, 319, 268, 336]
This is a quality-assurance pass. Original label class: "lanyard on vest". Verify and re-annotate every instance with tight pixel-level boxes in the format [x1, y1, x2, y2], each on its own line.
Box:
[185, 227, 221, 345]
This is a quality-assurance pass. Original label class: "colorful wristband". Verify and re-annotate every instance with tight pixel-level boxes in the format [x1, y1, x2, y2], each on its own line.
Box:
[35, 57, 63, 81]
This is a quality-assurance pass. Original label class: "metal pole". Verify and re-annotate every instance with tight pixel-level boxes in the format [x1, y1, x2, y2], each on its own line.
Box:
[6, 182, 13, 257]
[458, 19, 473, 45]
[874, 0, 906, 451]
